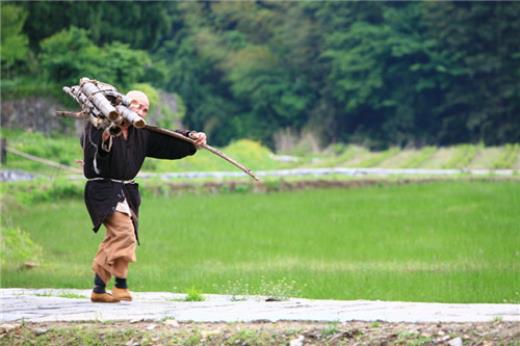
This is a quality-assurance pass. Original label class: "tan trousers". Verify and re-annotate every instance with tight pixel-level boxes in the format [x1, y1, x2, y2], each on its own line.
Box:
[92, 211, 137, 284]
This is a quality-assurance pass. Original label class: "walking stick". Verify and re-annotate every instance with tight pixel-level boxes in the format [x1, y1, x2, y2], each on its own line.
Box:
[144, 126, 260, 181]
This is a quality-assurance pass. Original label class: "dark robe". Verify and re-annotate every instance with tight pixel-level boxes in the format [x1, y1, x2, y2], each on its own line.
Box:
[81, 123, 196, 242]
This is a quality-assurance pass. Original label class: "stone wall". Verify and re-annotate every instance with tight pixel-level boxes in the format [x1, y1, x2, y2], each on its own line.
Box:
[1, 93, 183, 136]
[1, 96, 79, 135]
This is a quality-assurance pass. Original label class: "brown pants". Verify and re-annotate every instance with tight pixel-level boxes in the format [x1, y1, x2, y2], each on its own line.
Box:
[92, 211, 137, 284]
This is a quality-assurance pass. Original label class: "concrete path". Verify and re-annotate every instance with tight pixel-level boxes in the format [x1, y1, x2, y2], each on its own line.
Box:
[1, 289, 519, 323]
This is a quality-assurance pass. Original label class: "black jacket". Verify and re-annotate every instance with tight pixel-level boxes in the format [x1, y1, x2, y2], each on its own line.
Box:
[81, 123, 196, 242]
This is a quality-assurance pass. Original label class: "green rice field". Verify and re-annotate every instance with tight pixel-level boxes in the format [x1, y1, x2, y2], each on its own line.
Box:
[1, 180, 519, 303]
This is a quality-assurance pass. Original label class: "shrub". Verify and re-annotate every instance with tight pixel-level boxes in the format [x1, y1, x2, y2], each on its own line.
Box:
[185, 287, 205, 301]
[0, 179, 84, 205]
[492, 144, 519, 169]
[0, 227, 43, 269]
[444, 144, 480, 169]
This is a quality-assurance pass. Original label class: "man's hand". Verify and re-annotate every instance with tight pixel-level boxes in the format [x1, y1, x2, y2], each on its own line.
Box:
[189, 131, 207, 148]
[102, 129, 111, 142]
[101, 129, 114, 152]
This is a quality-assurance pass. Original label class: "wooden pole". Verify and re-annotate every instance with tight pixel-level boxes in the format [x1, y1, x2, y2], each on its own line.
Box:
[145, 126, 261, 182]
[0, 138, 7, 164]
[6, 147, 82, 173]
[55, 111, 261, 181]
[55, 111, 86, 119]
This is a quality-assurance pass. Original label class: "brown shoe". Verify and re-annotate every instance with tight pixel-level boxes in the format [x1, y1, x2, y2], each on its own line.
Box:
[112, 287, 132, 301]
[90, 292, 120, 303]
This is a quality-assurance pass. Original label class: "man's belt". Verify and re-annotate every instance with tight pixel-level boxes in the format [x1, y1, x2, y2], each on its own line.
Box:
[87, 177, 136, 184]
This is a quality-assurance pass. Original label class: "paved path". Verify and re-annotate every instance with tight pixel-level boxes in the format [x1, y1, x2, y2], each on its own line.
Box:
[1, 289, 519, 323]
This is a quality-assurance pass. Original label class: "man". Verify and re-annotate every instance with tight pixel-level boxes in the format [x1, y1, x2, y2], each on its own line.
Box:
[82, 90, 206, 303]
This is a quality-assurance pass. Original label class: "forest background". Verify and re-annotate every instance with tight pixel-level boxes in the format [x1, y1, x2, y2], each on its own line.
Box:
[2, 1, 519, 150]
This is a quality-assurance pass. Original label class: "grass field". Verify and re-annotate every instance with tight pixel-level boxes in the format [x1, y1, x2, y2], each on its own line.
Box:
[1, 180, 519, 303]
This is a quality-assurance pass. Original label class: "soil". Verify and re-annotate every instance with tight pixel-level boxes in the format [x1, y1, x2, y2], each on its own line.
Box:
[1, 320, 519, 345]
[147, 176, 519, 196]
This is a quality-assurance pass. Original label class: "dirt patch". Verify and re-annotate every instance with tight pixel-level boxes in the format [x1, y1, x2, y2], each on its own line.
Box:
[1, 320, 518, 345]
[145, 176, 519, 196]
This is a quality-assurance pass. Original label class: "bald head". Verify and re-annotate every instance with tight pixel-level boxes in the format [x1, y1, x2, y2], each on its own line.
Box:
[126, 90, 150, 108]
[126, 90, 149, 117]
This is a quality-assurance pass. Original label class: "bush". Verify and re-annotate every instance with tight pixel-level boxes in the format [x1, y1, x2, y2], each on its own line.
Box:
[0, 77, 63, 101]
[0, 179, 84, 205]
[444, 144, 480, 169]
[31, 183, 83, 203]
[185, 288, 205, 301]
[493, 144, 519, 169]
[224, 139, 278, 169]
[0, 227, 43, 270]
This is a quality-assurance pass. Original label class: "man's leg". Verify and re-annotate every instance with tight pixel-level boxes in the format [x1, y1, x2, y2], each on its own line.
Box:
[103, 211, 136, 301]
[92, 239, 114, 286]
[91, 224, 118, 302]
[91, 211, 136, 302]
[111, 259, 133, 301]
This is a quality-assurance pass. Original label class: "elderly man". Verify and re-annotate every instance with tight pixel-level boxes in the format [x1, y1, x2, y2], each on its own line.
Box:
[82, 90, 206, 303]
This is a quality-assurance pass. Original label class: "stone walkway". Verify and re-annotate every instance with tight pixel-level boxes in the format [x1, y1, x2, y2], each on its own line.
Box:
[1, 289, 519, 323]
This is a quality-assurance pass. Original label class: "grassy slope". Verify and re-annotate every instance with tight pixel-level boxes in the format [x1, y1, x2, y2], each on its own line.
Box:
[1, 129, 83, 175]
[2, 181, 519, 303]
[1, 129, 286, 173]
[2, 129, 519, 175]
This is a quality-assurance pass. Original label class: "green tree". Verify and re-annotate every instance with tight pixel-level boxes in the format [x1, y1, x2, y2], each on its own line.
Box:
[8, 1, 520, 147]
[21, 1, 179, 51]
[40, 27, 98, 86]
[40, 27, 150, 88]
[423, 2, 520, 145]
[0, 4, 29, 73]
[101, 42, 151, 89]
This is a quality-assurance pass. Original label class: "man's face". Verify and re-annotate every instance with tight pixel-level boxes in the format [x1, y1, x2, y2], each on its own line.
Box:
[129, 100, 149, 118]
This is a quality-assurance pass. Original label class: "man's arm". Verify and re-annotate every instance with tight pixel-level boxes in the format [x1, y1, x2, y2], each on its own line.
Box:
[145, 128, 198, 160]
